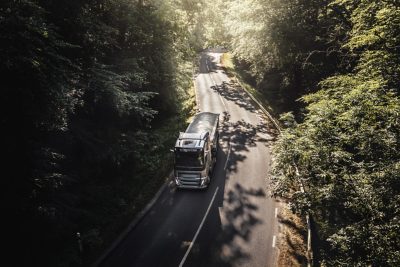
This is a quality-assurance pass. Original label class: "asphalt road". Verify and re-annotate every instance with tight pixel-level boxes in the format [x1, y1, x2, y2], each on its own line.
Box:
[100, 51, 279, 267]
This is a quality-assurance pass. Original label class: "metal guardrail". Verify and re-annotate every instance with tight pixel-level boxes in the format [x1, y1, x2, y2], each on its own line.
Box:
[233, 76, 313, 267]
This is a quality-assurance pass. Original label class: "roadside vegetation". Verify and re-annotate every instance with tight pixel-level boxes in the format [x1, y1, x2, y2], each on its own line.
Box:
[1, 0, 198, 266]
[214, 0, 400, 266]
[3, 0, 400, 266]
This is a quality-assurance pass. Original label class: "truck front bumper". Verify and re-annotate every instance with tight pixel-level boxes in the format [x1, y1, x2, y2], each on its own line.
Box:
[175, 176, 210, 189]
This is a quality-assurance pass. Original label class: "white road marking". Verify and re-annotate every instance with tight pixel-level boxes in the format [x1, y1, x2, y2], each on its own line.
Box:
[224, 142, 232, 170]
[194, 83, 201, 112]
[179, 187, 219, 267]
[217, 87, 228, 112]
[272, 235, 276, 248]
[275, 207, 278, 218]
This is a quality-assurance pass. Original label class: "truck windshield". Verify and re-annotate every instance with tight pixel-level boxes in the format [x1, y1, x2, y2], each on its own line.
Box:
[175, 150, 204, 168]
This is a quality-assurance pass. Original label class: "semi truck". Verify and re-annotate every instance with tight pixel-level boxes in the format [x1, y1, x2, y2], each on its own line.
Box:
[173, 112, 219, 189]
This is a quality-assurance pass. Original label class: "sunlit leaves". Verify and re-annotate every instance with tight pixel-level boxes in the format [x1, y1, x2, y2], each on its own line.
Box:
[272, 1, 400, 266]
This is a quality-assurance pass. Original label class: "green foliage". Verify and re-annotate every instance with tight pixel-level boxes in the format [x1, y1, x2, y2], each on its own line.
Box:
[1, 0, 196, 266]
[272, 1, 400, 266]
[215, 0, 343, 114]
[5, 0, 400, 266]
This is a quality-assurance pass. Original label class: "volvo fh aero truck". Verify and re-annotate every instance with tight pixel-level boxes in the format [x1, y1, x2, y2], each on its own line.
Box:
[173, 112, 219, 189]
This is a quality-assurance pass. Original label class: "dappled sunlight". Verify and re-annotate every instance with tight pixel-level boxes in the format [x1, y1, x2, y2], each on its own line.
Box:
[212, 81, 257, 113]
[220, 118, 273, 174]
[217, 183, 266, 265]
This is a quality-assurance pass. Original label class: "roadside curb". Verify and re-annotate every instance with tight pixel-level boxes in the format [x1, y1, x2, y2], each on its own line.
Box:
[92, 174, 173, 267]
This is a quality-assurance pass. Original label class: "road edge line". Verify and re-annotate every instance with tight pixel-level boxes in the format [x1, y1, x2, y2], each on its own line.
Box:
[179, 186, 219, 267]
[92, 173, 172, 267]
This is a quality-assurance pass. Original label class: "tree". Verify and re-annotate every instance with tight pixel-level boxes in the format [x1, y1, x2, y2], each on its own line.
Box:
[272, 1, 400, 265]
[1, 0, 195, 265]
[222, 0, 340, 113]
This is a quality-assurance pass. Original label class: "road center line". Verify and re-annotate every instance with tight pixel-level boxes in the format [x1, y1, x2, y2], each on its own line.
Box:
[224, 144, 231, 171]
[224, 136, 232, 171]
[217, 86, 228, 112]
[179, 186, 219, 267]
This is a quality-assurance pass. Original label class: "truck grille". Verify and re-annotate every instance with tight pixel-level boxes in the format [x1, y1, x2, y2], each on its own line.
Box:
[177, 172, 201, 187]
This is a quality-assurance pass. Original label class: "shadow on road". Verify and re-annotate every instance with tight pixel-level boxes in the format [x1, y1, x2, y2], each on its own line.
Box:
[212, 82, 257, 113]
[101, 51, 278, 267]
[188, 183, 266, 267]
[220, 118, 273, 174]
[199, 54, 220, 74]
[184, 115, 273, 266]
[218, 184, 266, 261]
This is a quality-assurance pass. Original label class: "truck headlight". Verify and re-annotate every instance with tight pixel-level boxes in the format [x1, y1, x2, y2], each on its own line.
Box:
[200, 176, 209, 186]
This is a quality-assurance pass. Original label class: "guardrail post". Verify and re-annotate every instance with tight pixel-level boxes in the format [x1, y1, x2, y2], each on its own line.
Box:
[295, 166, 313, 267]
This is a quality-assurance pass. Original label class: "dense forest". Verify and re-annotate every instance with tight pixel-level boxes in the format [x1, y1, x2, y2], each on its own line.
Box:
[2, 0, 400, 266]
[209, 0, 400, 266]
[218, 0, 400, 266]
[1, 0, 207, 266]
[271, 1, 400, 265]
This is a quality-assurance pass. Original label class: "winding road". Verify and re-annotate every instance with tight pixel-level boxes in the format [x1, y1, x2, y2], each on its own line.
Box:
[100, 50, 279, 267]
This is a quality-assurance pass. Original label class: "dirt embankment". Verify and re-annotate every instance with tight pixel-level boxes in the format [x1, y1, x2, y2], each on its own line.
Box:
[277, 204, 308, 267]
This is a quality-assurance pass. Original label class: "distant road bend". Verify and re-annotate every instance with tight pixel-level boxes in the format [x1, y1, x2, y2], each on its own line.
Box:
[100, 49, 279, 267]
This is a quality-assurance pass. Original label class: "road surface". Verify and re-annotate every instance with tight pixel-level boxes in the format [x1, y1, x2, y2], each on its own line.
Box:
[100, 50, 279, 267]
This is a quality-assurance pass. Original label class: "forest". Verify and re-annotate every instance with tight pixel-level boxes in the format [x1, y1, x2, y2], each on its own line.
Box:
[219, 0, 400, 266]
[1, 0, 399, 266]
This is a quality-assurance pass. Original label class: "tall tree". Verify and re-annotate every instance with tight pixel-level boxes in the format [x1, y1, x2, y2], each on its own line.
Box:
[1, 0, 195, 265]
[272, 1, 400, 266]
